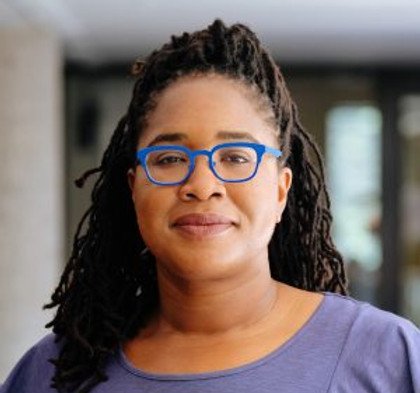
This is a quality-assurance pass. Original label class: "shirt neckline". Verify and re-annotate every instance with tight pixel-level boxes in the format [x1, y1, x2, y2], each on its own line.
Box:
[117, 291, 331, 381]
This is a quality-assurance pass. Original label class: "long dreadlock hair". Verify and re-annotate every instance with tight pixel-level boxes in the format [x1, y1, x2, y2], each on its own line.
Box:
[44, 18, 348, 393]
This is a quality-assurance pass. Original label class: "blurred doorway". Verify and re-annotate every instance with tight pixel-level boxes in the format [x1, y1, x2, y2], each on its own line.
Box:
[399, 94, 420, 326]
[287, 69, 420, 324]
[326, 104, 382, 305]
[376, 71, 420, 325]
[287, 72, 383, 306]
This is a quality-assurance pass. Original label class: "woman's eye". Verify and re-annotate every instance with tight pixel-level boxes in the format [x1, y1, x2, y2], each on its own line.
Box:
[155, 155, 187, 166]
[221, 153, 250, 164]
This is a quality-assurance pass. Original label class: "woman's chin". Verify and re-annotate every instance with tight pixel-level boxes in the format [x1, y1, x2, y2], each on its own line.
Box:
[157, 252, 244, 283]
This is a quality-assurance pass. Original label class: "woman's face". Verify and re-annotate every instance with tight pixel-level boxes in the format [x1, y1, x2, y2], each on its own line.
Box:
[128, 74, 292, 281]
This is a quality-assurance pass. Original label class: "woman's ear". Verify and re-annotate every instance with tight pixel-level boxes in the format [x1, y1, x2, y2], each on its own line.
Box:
[277, 167, 292, 223]
[127, 168, 136, 200]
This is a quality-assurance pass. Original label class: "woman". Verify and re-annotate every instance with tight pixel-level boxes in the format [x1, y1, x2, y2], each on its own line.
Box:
[1, 19, 419, 393]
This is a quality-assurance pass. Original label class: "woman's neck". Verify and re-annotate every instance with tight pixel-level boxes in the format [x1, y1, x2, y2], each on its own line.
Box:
[150, 262, 286, 337]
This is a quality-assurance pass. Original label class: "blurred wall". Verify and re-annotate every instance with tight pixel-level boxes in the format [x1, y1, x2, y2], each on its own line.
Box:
[0, 28, 64, 381]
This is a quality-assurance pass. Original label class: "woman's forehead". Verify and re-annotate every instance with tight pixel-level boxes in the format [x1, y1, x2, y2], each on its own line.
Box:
[137, 74, 278, 148]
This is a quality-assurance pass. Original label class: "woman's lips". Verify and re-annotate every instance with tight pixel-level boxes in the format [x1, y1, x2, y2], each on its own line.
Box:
[172, 213, 235, 238]
[175, 223, 233, 237]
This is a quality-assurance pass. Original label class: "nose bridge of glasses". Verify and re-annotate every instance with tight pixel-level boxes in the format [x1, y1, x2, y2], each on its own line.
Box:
[189, 149, 214, 167]
[182, 148, 225, 185]
[190, 149, 212, 159]
[188, 150, 219, 184]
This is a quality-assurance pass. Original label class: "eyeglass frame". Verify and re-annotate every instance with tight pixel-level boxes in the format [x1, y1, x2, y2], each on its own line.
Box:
[136, 142, 282, 186]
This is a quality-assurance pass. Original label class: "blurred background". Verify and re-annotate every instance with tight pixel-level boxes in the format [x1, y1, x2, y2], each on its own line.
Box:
[1, 0, 420, 381]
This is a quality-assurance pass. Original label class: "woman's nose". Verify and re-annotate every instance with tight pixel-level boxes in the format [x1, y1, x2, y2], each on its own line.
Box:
[178, 156, 226, 201]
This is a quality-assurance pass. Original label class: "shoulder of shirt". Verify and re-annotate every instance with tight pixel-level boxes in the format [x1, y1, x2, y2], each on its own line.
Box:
[17, 333, 61, 371]
[0, 333, 60, 393]
[322, 291, 420, 335]
[323, 291, 420, 378]
[30, 332, 61, 358]
[323, 292, 420, 392]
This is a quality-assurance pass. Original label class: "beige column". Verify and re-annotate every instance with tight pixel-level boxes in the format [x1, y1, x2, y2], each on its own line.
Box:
[0, 28, 63, 381]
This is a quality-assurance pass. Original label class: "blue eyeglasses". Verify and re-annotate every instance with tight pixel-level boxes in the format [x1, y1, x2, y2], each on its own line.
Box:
[136, 142, 282, 186]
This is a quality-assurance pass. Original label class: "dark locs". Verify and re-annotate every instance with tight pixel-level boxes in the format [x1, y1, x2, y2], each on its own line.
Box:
[44, 19, 348, 393]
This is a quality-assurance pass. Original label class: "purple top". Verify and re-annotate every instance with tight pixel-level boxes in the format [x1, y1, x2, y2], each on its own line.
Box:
[1, 291, 420, 393]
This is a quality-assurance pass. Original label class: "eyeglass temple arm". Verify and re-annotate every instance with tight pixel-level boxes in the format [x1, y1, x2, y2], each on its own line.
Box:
[265, 146, 282, 158]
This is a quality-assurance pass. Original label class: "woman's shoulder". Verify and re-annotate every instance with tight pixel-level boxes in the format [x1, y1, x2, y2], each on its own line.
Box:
[322, 291, 419, 332]
[29, 332, 61, 354]
[321, 292, 420, 393]
[20, 333, 61, 364]
[0, 333, 59, 393]
[321, 291, 420, 353]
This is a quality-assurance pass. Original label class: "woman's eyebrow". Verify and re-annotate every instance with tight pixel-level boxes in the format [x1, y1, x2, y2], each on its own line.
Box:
[146, 130, 260, 147]
[216, 131, 260, 144]
[147, 133, 187, 147]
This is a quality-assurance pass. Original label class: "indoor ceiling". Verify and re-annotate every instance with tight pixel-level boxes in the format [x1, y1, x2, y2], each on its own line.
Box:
[1, 0, 420, 66]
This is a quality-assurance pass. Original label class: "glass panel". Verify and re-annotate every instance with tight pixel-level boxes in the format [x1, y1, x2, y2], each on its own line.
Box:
[399, 95, 420, 326]
[326, 105, 382, 304]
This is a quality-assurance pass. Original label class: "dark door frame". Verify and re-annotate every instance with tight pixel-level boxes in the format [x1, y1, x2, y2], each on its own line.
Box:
[377, 69, 420, 314]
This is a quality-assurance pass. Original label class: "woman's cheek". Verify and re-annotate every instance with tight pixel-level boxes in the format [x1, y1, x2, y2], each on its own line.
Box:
[135, 189, 171, 242]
